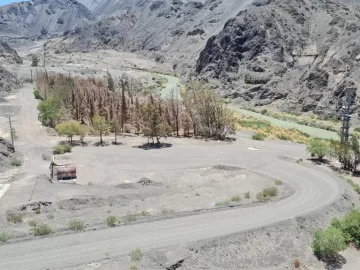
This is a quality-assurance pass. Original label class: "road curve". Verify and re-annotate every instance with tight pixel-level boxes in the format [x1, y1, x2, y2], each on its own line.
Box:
[0, 158, 342, 269]
[0, 76, 343, 269]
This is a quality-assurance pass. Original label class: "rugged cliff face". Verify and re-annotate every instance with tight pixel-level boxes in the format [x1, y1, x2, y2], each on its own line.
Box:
[0, 66, 17, 95]
[0, 41, 22, 65]
[50, 0, 253, 75]
[1, 0, 359, 116]
[0, 41, 20, 95]
[0, 0, 93, 38]
[196, 0, 360, 116]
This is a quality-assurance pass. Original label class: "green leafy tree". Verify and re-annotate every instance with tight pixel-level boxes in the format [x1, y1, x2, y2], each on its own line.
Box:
[110, 119, 121, 144]
[78, 125, 88, 144]
[55, 120, 81, 144]
[329, 134, 360, 172]
[92, 114, 109, 144]
[307, 139, 330, 160]
[312, 226, 347, 260]
[142, 97, 172, 144]
[31, 54, 39, 67]
[341, 209, 360, 247]
[37, 96, 61, 127]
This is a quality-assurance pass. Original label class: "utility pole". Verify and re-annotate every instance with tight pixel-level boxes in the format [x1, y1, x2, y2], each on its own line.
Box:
[8, 116, 15, 151]
[43, 43, 46, 68]
[341, 89, 352, 144]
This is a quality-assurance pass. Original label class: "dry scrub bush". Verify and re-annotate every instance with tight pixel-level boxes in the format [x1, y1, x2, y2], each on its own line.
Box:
[7, 213, 23, 224]
[106, 216, 117, 227]
[68, 219, 84, 231]
[31, 224, 53, 236]
[130, 248, 143, 262]
[0, 232, 12, 243]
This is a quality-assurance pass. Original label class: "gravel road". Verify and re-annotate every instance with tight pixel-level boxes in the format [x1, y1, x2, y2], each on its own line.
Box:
[0, 77, 343, 270]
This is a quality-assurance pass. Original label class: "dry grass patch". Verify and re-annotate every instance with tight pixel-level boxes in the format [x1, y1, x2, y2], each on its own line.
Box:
[7, 213, 23, 224]
[68, 219, 84, 231]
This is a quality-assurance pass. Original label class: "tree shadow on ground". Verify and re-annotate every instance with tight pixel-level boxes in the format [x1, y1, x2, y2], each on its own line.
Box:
[112, 141, 124, 146]
[133, 143, 172, 150]
[323, 254, 347, 270]
[58, 140, 88, 147]
[308, 158, 331, 166]
[93, 141, 110, 147]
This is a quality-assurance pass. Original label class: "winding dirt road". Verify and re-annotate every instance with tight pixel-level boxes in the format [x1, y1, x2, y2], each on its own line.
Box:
[0, 81, 343, 270]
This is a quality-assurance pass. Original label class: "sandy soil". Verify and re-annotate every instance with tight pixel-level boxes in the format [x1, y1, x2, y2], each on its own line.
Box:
[0, 44, 358, 270]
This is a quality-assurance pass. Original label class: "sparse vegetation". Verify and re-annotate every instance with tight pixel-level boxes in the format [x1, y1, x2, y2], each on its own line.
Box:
[106, 216, 117, 227]
[130, 248, 143, 262]
[53, 144, 72, 155]
[92, 114, 109, 144]
[31, 54, 39, 67]
[0, 232, 13, 243]
[329, 135, 360, 172]
[252, 133, 267, 141]
[37, 96, 62, 127]
[312, 209, 360, 260]
[68, 219, 84, 231]
[346, 179, 360, 194]
[36, 73, 236, 142]
[31, 224, 53, 236]
[47, 214, 55, 219]
[140, 211, 150, 216]
[215, 200, 231, 207]
[275, 180, 282, 185]
[130, 264, 138, 270]
[340, 209, 360, 247]
[11, 158, 22, 167]
[55, 120, 83, 144]
[7, 213, 23, 224]
[256, 187, 278, 202]
[231, 195, 241, 202]
[33, 89, 41, 100]
[124, 212, 137, 223]
[160, 208, 175, 215]
[245, 192, 250, 199]
[312, 226, 346, 260]
[28, 220, 37, 227]
[307, 139, 330, 160]
[236, 115, 310, 144]
[257, 109, 340, 132]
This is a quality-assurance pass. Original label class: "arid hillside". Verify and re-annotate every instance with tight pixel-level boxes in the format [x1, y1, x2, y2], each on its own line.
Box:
[1, 0, 360, 116]
[196, 0, 360, 116]
[0, 0, 93, 38]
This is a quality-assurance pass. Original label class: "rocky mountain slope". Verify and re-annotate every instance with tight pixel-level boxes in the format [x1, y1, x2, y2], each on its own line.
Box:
[51, 0, 253, 75]
[0, 41, 22, 65]
[0, 0, 93, 38]
[0, 41, 20, 95]
[0, 66, 17, 95]
[196, 0, 360, 116]
[0, 137, 15, 172]
[1, 0, 360, 116]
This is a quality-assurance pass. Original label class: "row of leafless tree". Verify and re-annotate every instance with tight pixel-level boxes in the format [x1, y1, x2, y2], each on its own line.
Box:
[36, 72, 235, 140]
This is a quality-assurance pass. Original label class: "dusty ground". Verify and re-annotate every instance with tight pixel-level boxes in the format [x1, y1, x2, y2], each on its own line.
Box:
[0, 45, 359, 270]
[0, 46, 289, 242]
